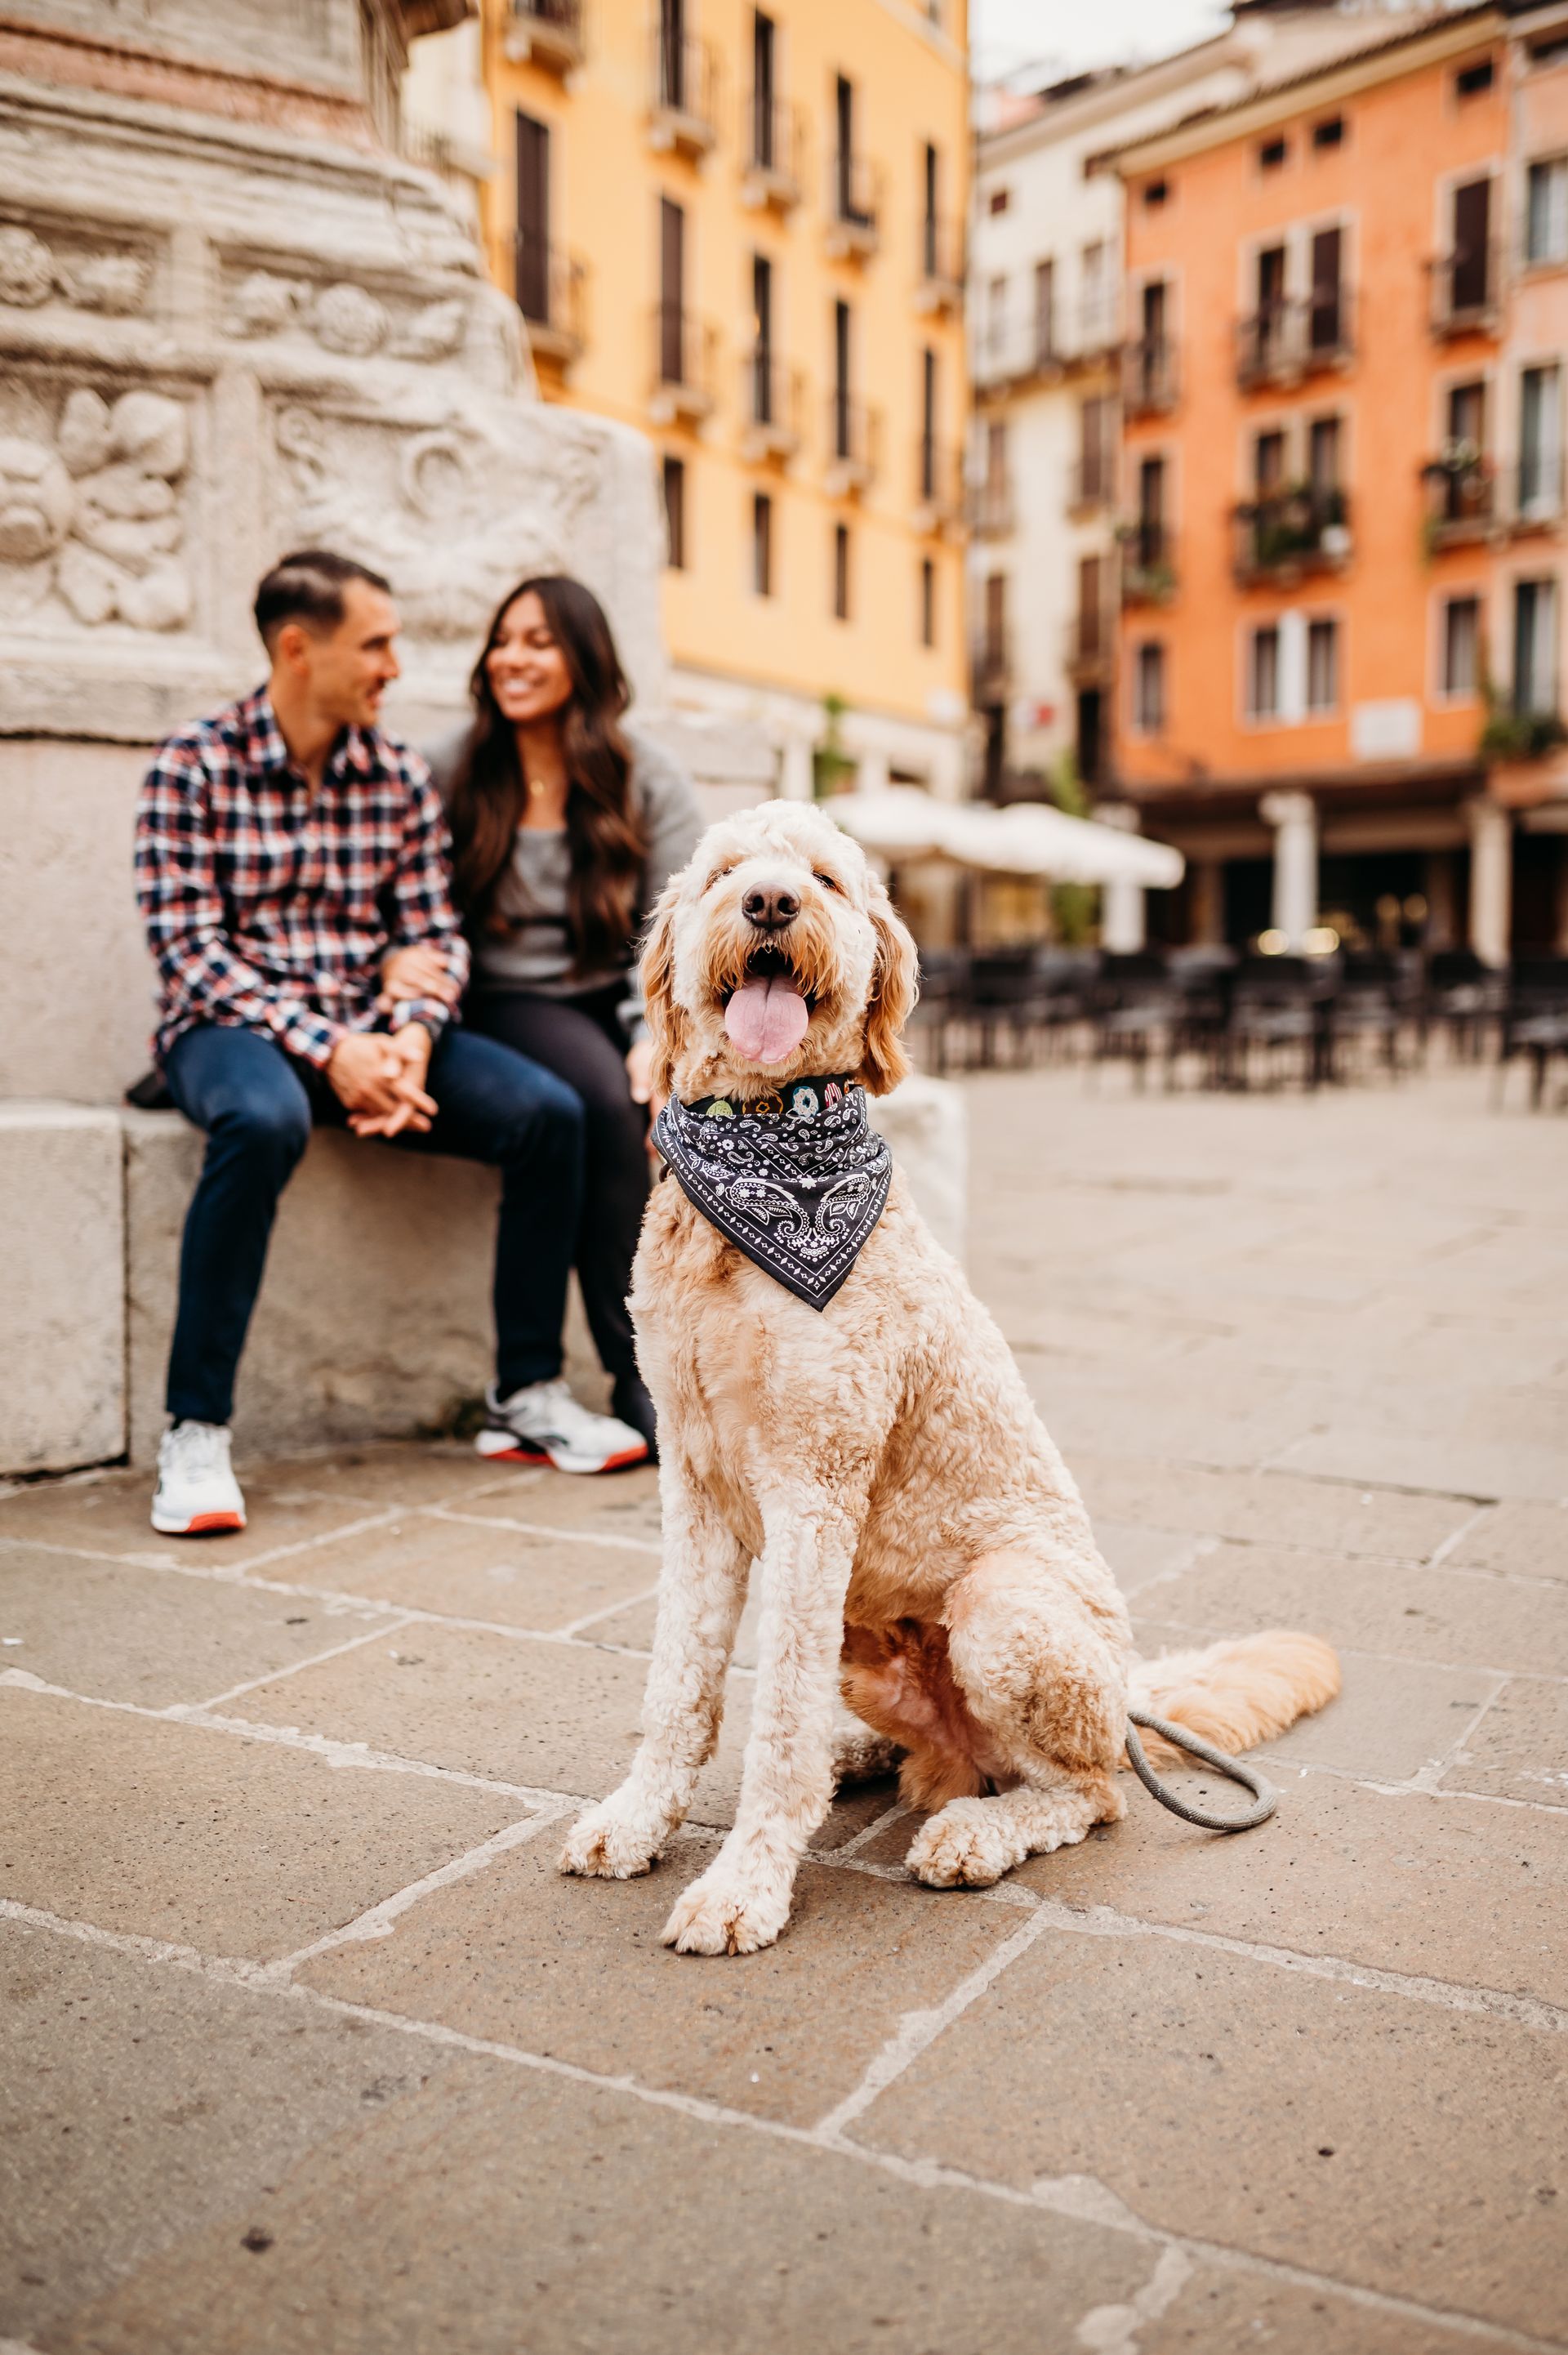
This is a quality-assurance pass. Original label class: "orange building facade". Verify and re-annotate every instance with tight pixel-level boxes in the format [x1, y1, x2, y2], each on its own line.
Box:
[1106, 1, 1568, 958]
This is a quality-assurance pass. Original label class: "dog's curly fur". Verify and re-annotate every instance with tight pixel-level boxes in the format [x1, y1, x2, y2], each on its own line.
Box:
[560, 801, 1340, 1954]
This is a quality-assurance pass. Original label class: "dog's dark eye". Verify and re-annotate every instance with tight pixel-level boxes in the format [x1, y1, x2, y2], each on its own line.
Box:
[704, 864, 737, 893]
[814, 871, 841, 893]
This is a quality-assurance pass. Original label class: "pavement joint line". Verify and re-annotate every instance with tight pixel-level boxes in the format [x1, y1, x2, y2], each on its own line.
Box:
[0, 1898, 1557, 2355]
[1281, 1755, 1568, 1818]
[1429, 1502, 1505, 1569]
[1408, 1675, 1512, 1793]
[422, 1502, 664, 1556]
[172, 1614, 418, 1715]
[1129, 1612, 1568, 1688]
[258, 1808, 572, 1987]
[554, 1580, 663, 1637]
[219, 1505, 411, 1572]
[833, 1800, 911, 1857]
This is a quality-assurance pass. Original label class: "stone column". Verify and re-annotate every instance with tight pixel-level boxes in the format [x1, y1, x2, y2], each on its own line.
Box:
[1424, 848, 1459, 949]
[856, 743, 892, 796]
[1190, 857, 1224, 946]
[1466, 798, 1512, 966]
[779, 732, 815, 803]
[1260, 792, 1317, 950]
[1095, 801, 1147, 953]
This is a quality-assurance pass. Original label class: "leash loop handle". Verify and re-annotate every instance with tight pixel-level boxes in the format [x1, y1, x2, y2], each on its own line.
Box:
[1125, 1709, 1278, 1832]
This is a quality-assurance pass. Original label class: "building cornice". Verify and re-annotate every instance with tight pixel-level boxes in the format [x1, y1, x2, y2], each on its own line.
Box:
[976, 36, 1239, 168]
[1091, 5, 1503, 179]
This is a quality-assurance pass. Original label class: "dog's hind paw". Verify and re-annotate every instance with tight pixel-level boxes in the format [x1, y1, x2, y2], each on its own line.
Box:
[662, 1869, 791, 1956]
[559, 1799, 663, 1880]
[906, 1798, 1022, 1889]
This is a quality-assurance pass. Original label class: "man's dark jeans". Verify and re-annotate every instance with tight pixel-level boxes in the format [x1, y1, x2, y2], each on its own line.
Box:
[162, 1023, 586, 1427]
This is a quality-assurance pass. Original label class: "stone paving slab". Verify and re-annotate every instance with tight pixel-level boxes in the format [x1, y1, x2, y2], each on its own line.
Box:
[301, 1834, 1015, 2130]
[222, 1621, 752, 1823]
[1132, 1619, 1499, 1783]
[851, 1926, 1568, 2339]
[0, 1920, 459, 2347]
[0, 1468, 385, 1572]
[1441, 1678, 1568, 1806]
[0, 1686, 524, 1960]
[276, 1510, 658, 1635]
[1138, 1542, 1568, 1676]
[1282, 1425, 1568, 1505]
[1071, 1454, 1477, 1563]
[35, 2051, 1160, 2355]
[453, 1461, 666, 1546]
[0, 1549, 392, 1710]
[1450, 1500, 1568, 1581]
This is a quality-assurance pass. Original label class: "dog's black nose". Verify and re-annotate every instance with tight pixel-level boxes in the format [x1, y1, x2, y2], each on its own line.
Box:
[742, 885, 800, 931]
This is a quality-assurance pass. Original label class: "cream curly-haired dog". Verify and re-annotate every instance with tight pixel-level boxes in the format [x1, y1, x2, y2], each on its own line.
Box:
[561, 800, 1339, 1955]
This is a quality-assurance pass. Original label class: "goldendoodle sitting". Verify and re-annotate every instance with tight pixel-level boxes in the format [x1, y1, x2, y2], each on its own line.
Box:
[561, 801, 1338, 1955]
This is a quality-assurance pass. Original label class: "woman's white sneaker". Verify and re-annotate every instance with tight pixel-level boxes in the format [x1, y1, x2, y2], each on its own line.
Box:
[151, 1421, 247, 1535]
[475, 1378, 648, 1474]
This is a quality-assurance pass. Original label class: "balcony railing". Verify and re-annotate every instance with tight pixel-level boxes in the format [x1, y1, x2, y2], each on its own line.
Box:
[1233, 486, 1352, 581]
[914, 214, 964, 311]
[824, 393, 881, 493]
[649, 304, 719, 422]
[826, 152, 883, 259]
[505, 0, 583, 71]
[742, 91, 805, 209]
[970, 626, 1013, 703]
[1235, 292, 1354, 387]
[740, 351, 804, 460]
[965, 475, 1014, 537]
[649, 29, 719, 155]
[973, 308, 1118, 389]
[1067, 457, 1113, 514]
[1428, 243, 1502, 336]
[1119, 520, 1176, 604]
[1505, 456, 1566, 528]
[1121, 335, 1179, 416]
[514, 237, 587, 365]
[912, 437, 964, 531]
[1422, 448, 1495, 544]
[1063, 610, 1113, 681]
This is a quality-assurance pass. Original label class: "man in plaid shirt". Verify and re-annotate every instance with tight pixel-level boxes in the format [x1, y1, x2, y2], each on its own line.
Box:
[136, 550, 647, 1536]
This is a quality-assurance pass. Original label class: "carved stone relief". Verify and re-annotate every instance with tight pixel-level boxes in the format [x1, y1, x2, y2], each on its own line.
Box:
[0, 222, 152, 316]
[270, 400, 601, 640]
[0, 380, 193, 632]
[222, 264, 468, 364]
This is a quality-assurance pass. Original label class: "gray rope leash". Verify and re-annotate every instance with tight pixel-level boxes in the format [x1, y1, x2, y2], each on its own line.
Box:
[1125, 1709, 1278, 1831]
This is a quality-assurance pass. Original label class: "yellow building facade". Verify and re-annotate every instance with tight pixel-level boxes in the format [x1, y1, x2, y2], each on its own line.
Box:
[476, 0, 972, 799]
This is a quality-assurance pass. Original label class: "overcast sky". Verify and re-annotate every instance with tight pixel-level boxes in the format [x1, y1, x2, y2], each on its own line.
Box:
[971, 0, 1231, 87]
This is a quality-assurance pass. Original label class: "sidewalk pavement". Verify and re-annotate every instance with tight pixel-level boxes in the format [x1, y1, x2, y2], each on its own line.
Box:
[2, 1064, 1565, 2354]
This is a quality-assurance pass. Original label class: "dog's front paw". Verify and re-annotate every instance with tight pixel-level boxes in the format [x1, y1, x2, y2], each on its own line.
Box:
[559, 1795, 665, 1880]
[906, 1797, 1021, 1889]
[661, 1868, 791, 1956]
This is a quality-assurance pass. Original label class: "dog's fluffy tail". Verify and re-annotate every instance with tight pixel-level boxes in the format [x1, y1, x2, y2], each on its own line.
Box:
[1128, 1630, 1339, 1768]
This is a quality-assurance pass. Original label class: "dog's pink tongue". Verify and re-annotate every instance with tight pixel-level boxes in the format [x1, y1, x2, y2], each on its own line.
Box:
[724, 978, 808, 1064]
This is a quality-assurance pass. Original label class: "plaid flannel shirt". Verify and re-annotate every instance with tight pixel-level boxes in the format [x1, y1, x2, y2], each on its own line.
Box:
[136, 685, 470, 1070]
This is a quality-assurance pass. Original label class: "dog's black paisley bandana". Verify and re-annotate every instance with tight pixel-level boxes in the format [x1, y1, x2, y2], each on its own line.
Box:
[653, 1076, 892, 1310]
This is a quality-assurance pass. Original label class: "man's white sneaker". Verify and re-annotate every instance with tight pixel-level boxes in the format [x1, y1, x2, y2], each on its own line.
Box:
[151, 1420, 247, 1536]
[476, 1378, 648, 1474]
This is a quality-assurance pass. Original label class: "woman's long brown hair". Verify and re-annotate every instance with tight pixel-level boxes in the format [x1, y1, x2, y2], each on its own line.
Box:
[446, 575, 645, 975]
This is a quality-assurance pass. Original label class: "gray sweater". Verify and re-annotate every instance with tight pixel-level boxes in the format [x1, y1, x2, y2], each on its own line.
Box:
[425, 722, 703, 1037]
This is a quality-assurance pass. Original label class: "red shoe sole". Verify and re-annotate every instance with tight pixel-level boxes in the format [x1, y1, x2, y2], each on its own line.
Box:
[178, 1512, 245, 1536]
[476, 1438, 648, 1474]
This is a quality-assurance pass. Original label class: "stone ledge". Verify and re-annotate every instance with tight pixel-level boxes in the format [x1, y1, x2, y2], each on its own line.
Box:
[0, 1100, 126, 1475]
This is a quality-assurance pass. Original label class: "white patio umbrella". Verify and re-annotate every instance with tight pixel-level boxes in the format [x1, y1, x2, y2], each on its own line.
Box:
[831, 789, 1183, 889]
[827, 786, 969, 862]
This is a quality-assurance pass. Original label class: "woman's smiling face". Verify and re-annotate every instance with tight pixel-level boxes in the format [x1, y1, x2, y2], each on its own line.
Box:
[485, 591, 574, 725]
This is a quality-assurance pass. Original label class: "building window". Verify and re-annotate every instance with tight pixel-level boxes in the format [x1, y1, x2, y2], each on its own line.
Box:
[1079, 394, 1111, 503]
[1312, 115, 1346, 150]
[1307, 617, 1339, 713]
[1133, 642, 1165, 734]
[1034, 258, 1055, 363]
[1455, 57, 1495, 100]
[1143, 177, 1169, 207]
[1526, 158, 1568, 263]
[753, 492, 773, 596]
[1254, 427, 1285, 493]
[1530, 33, 1568, 70]
[1259, 136, 1288, 171]
[985, 273, 1007, 363]
[1249, 624, 1281, 719]
[662, 453, 686, 569]
[1309, 415, 1343, 495]
[919, 555, 935, 648]
[1513, 577, 1558, 713]
[988, 186, 1010, 216]
[1442, 594, 1481, 696]
[1081, 239, 1107, 339]
[1519, 363, 1563, 515]
[833, 521, 850, 621]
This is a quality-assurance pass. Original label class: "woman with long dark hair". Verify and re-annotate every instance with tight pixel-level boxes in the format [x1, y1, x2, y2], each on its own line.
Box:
[384, 575, 702, 1465]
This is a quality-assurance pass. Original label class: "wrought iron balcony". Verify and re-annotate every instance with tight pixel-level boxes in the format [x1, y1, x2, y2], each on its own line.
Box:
[824, 393, 881, 494]
[1067, 456, 1113, 515]
[1428, 242, 1502, 336]
[826, 152, 883, 260]
[1233, 486, 1352, 581]
[740, 351, 804, 461]
[1062, 610, 1113, 683]
[742, 91, 805, 210]
[505, 0, 583, 72]
[912, 438, 964, 533]
[1119, 519, 1177, 604]
[513, 238, 587, 366]
[914, 214, 964, 313]
[1121, 335, 1178, 417]
[1504, 456, 1566, 529]
[649, 29, 719, 156]
[649, 304, 719, 423]
[1235, 291, 1354, 387]
[970, 626, 1014, 703]
[1421, 448, 1495, 545]
[965, 474, 1014, 537]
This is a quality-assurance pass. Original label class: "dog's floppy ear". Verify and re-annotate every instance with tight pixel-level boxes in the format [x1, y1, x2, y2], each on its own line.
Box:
[857, 879, 919, 1097]
[639, 874, 689, 1099]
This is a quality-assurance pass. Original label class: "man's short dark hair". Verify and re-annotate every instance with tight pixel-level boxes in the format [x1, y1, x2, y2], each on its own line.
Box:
[254, 550, 393, 651]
